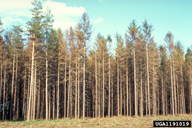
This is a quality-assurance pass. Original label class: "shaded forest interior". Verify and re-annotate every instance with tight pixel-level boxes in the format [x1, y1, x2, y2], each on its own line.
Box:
[0, 0, 192, 121]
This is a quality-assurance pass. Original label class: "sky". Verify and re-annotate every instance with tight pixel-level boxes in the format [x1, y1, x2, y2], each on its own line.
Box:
[0, 0, 192, 54]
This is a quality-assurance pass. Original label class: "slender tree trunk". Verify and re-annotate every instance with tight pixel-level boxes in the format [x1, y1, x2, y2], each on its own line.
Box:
[10, 53, 15, 120]
[153, 57, 156, 116]
[14, 53, 18, 120]
[140, 69, 143, 117]
[134, 49, 137, 117]
[37, 78, 40, 119]
[111, 75, 113, 117]
[95, 51, 97, 118]
[33, 61, 37, 120]
[23, 63, 26, 119]
[0, 62, 2, 119]
[146, 44, 150, 117]
[103, 48, 105, 118]
[67, 53, 71, 118]
[120, 71, 122, 115]
[64, 58, 66, 118]
[75, 52, 77, 119]
[46, 51, 48, 120]
[170, 56, 174, 115]
[173, 60, 177, 115]
[78, 53, 80, 119]
[57, 51, 60, 119]
[108, 54, 110, 117]
[117, 56, 119, 116]
[98, 61, 100, 118]
[53, 83, 55, 120]
[126, 59, 128, 116]
[27, 35, 35, 122]
[3, 64, 6, 120]
[49, 90, 50, 119]
[83, 40, 86, 120]
[162, 75, 165, 115]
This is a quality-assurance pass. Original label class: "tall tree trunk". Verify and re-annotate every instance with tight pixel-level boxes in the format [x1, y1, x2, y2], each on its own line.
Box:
[120, 71, 122, 115]
[37, 77, 40, 119]
[10, 53, 15, 120]
[140, 69, 143, 117]
[173, 60, 177, 114]
[153, 58, 156, 116]
[134, 49, 137, 117]
[75, 52, 77, 119]
[162, 75, 165, 115]
[67, 53, 71, 118]
[146, 44, 150, 117]
[46, 51, 48, 120]
[78, 53, 80, 119]
[27, 35, 35, 122]
[108, 54, 110, 117]
[98, 61, 100, 118]
[83, 41, 86, 120]
[103, 48, 105, 118]
[117, 56, 119, 116]
[126, 59, 128, 116]
[57, 51, 60, 119]
[111, 75, 113, 117]
[64, 59, 66, 118]
[95, 51, 97, 118]
[170, 56, 174, 115]
[23, 63, 26, 119]
[33, 61, 37, 120]
[0, 62, 2, 119]
[3, 64, 6, 120]
[14, 53, 18, 120]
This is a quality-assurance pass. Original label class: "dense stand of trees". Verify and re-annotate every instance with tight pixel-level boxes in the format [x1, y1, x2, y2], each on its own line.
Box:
[0, 0, 192, 121]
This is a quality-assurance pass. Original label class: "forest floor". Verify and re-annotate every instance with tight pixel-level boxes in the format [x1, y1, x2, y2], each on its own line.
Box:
[0, 114, 192, 128]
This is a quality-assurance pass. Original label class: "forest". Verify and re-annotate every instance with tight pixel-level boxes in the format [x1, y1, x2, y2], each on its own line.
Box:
[0, 0, 192, 122]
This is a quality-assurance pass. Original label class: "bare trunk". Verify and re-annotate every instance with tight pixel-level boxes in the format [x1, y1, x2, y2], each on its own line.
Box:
[64, 59, 66, 118]
[78, 54, 80, 119]
[126, 60, 128, 116]
[33, 61, 37, 120]
[14, 53, 18, 120]
[75, 52, 77, 119]
[117, 56, 119, 116]
[83, 41, 85, 120]
[170, 56, 174, 115]
[103, 48, 104, 118]
[162, 75, 165, 115]
[95, 51, 97, 118]
[146, 44, 150, 117]
[37, 78, 40, 119]
[3, 64, 6, 120]
[10, 54, 15, 120]
[173, 60, 177, 114]
[108, 54, 110, 117]
[27, 35, 35, 122]
[111, 76, 113, 117]
[134, 49, 137, 117]
[140, 70, 143, 117]
[0, 62, 2, 119]
[153, 58, 156, 116]
[57, 51, 60, 119]
[46, 51, 48, 120]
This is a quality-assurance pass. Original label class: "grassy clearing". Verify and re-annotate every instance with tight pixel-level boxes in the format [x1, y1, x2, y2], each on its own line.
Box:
[0, 114, 191, 128]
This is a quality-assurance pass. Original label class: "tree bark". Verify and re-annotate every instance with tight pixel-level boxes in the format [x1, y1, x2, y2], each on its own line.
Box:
[146, 43, 150, 117]
[134, 49, 137, 117]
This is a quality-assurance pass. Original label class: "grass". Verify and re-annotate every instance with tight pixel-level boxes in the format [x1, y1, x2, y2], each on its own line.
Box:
[0, 114, 191, 128]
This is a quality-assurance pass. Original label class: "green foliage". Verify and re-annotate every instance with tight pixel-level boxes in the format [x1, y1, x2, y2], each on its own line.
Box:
[27, 0, 45, 38]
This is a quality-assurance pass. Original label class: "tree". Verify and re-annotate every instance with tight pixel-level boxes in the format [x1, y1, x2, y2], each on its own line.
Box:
[26, 0, 44, 121]
[79, 12, 92, 120]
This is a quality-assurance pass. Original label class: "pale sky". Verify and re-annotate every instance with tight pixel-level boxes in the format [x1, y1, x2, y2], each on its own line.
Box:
[0, 0, 191, 53]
